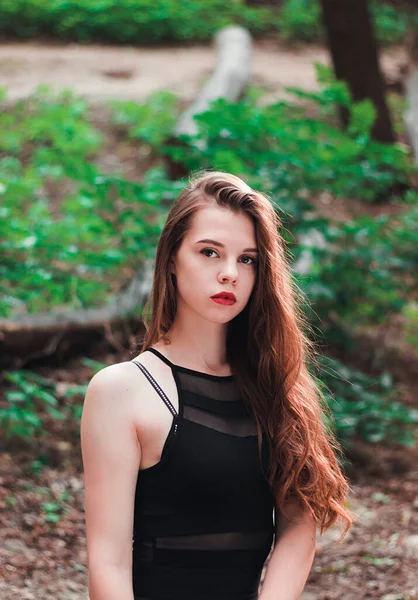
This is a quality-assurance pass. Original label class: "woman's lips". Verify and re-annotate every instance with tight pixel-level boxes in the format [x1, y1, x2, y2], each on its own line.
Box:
[211, 295, 236, 305]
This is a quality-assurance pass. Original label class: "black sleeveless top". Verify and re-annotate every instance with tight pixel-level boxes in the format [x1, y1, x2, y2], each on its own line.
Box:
[131, 348, 276, 600]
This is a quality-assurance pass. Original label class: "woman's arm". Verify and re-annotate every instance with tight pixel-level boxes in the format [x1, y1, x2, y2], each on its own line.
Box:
[80, 363, 142, 600]
[259, 498, 317, 600]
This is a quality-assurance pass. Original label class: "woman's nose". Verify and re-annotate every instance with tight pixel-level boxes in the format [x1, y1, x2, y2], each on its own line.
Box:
[219, 260, 238, 283]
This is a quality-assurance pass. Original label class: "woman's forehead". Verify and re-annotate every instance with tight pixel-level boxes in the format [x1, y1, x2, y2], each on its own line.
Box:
[187, 205, 256, 241]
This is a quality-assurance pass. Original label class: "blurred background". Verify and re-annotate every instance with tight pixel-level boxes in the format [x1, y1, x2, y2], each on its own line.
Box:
[1, 1, 418, 598]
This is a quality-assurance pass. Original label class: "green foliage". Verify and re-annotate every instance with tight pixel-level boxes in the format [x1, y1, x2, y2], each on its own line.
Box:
[161, 66, 416, 331]
[43, 501, 66, 523]
[110, 92, 178, 149]
[0, 86, 102, 159]
[1, 370, 66, 439]
[278, 0, 323, 43]
[371, 2, 411, 45]
[402, 301, 418, 349]
[293, 208, 418, 330]
[0, 358, 109, 440]
[0, 0, 277, 44]
[0, 87, 182, 318]
[164, 65, 412, 204]
[319, 356, 418, 446]
[0, 0, 414, 45]
[3, 67, 414, 330]
[277, 0, 417, 45]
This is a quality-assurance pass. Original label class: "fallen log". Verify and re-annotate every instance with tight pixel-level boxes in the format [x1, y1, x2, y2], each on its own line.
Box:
[166, 25, 252, 179]
[0, 258, 154, 368]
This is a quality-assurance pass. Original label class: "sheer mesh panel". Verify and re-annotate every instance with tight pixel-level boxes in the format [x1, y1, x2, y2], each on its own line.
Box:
[177, 371, 241, 402]
[178, 370, 256, 437]
[183, 405, 257, 437]
[137, 531, 272, 562]
[155, 531, 271, 550]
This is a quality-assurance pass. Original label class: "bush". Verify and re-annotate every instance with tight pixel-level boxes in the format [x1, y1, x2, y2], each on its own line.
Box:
[164, 65, 412, 204]
[0, 0, 277, 44]
[277, 0, 416, 45]
[2, 69, 415, 329]
[161, 66, 416, 332]
[371, 2, 410, 45]
[0, 0, 415, 45]
[293, 208, 418, 333]
[278, 0, 323, 43]
[319, 356, 418, 447]
[0, 358, 104, 440]
[1, 370, 67, 440]
[0, 87, 182, 318]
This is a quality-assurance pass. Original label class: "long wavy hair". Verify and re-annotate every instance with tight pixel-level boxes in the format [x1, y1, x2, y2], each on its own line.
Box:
[140, 170, 355, 541]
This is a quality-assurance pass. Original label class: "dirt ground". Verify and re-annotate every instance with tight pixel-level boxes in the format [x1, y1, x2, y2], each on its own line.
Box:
[0, 40, 408, 104]
[0, 39, 417, 600]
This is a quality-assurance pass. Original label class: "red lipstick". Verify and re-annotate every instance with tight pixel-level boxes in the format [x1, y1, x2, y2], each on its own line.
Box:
[211, 292, 236, 306]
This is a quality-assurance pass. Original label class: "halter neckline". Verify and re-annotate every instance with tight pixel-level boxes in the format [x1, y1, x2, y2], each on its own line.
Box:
[145, 347, 235, 381]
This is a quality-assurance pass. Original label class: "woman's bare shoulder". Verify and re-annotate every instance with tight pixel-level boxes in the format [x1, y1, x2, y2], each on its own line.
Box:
[86, 351, 161, 390]
[84, 352, 177, 417]
[84, 360, 139, 400]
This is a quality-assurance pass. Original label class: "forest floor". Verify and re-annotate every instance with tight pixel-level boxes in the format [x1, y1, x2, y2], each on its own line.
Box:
[0, 39, 418, 600]
[0, 39, 407, 104]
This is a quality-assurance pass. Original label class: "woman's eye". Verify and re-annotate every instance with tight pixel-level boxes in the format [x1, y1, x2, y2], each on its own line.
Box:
[240, 255, 257, 266]
[200, 249, 257, 266]
[201, 248, 218, 258]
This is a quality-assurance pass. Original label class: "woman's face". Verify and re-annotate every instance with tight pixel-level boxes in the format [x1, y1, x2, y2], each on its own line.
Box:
[170, 205, 258, 324]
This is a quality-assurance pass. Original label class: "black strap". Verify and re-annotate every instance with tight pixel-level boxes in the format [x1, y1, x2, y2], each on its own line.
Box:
[144, 347, 174, 368]
[131, 360, 178, 418]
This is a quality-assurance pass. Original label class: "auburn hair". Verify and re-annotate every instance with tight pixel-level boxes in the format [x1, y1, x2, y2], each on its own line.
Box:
[140, 170, 355, 542]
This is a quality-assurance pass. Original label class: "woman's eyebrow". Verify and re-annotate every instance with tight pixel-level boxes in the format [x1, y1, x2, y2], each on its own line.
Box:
[195, 238, 258, 253]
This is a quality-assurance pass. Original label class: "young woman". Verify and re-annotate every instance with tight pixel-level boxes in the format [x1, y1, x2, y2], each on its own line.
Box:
[81, 171, 354, 600]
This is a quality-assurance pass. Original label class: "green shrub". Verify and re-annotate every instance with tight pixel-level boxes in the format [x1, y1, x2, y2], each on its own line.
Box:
[0, 0, 276, 44]
[0, 358, 105, 440]
[1, 370, 67, 439]
[319, 356, 418, 447]
[0, 0, 415, 44]
[277, 0, 416, 45]
[163, 65, 412, 204]
[278, 0, 323, 43]
[371, 2, 410, 45]
[292, 208, 418, 335]
[161, 66, 416, 332]
[0, 87, 182, 318]
[2, 70, 415, 330]
[110, 91, 178, 149]
[402, 301, 418, 350]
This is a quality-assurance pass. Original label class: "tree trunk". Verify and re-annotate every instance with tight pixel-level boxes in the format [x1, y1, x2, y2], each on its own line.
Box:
[320, 0, 395, 143]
